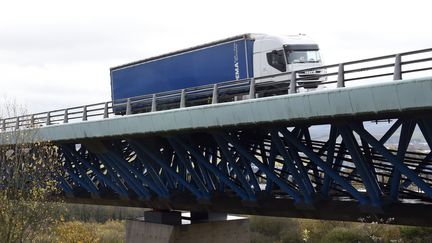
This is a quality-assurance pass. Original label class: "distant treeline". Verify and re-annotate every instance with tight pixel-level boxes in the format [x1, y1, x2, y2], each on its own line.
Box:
[61, 203, 144, 223]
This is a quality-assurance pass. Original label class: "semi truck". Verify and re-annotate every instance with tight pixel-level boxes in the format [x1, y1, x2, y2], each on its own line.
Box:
[110, 33, 324, 106]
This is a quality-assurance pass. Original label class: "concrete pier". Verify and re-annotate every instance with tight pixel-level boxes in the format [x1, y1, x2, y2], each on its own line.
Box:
[126, 211, 250, 243]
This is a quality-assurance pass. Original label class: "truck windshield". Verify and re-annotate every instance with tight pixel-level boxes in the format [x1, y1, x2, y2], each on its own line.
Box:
[286, 50, 321, 64]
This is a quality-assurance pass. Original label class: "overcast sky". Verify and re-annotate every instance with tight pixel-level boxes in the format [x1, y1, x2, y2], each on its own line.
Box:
[0, 0, 431, 113]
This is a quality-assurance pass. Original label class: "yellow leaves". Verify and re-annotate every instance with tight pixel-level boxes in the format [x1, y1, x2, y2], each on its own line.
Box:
[5, 149, 14, 158]
[0, 137, 64, 242]
[46, 220, 126, 243]
[54, 221, 100, 243]
[302, 228, 310, 242]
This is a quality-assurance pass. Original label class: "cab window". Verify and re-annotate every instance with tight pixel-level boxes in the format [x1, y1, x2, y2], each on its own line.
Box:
[266, 50, 286, 72]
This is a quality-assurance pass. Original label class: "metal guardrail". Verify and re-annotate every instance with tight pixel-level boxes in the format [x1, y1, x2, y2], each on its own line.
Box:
[1, 47, 432, 131]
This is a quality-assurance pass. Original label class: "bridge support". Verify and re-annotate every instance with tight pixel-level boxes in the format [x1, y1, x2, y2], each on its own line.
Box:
[126, 211, 250, 243]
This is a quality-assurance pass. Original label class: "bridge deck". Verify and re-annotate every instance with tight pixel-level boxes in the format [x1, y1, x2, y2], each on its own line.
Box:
[2, 76, 430, 144]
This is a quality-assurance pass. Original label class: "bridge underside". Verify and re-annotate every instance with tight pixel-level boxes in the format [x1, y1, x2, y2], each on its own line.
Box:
[58, 113, 432, 226]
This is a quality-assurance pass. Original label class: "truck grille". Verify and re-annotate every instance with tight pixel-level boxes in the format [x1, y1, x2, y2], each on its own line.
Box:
[297, 70, 321, 81]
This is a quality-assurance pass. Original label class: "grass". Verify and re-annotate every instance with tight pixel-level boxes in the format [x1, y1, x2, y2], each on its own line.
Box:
[43, 217, 432, 243]
[35, 220, 125, 243]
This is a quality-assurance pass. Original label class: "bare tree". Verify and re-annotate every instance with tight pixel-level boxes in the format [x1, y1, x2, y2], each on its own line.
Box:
[0, 98, 64, 242]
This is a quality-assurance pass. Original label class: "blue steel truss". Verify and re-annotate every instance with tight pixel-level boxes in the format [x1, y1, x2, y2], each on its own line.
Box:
[56, 115, 432, 224]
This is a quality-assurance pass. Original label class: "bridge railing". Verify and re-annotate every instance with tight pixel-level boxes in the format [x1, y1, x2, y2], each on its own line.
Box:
[1, 47, 431, 131]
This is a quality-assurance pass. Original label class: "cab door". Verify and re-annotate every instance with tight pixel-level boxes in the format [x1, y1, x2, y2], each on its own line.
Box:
[265, 50, 286, 75]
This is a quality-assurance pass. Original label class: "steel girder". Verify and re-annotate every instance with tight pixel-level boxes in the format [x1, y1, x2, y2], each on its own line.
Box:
[56, 116, 432, 225]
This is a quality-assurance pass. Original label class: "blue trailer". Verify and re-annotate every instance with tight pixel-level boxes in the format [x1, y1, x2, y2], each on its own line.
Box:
[110, 35, 254, 101]
[110, 33, 323, 112]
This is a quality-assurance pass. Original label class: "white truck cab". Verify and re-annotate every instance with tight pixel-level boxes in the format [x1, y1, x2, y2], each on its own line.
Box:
[252, 33, 324, 88]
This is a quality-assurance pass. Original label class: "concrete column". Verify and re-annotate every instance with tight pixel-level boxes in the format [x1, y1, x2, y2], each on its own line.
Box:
[126, 211, 250, 243]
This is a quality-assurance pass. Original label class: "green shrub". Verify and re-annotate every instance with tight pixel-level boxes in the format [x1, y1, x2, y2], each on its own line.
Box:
[321, 227, 371, 243]
[399, 226, 432, 242]
[250, 216, 301, 242]
[298, 219, 348, 242]
[251, 232, 276, 243]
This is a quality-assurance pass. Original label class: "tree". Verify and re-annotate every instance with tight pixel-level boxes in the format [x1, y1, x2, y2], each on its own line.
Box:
[0, 98, 64, 242]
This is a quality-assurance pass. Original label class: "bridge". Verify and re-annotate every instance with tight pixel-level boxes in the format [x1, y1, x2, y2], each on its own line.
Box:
[1, 48, 432, 227]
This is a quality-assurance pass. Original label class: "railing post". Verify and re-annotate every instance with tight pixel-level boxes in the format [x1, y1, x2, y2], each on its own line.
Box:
[15, 117, 19, 130]
[289, 71, 297, 94]
[249, 78, 256, 99]
[212, 84, 218, 104]
[151, 94, 157, 112]
[30, 114, 35, 126]
[103, 102, 109, 118]
[394, 54, 402, 80]
[64, 109, 69, 123]
[337, 63, 345, 88]
[46, 112, 51, 125]
[126, 98, 132, 115]
[180, 89, 186, 108]
[82, 106, 88, 121]
[1, 119, 5, 131]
